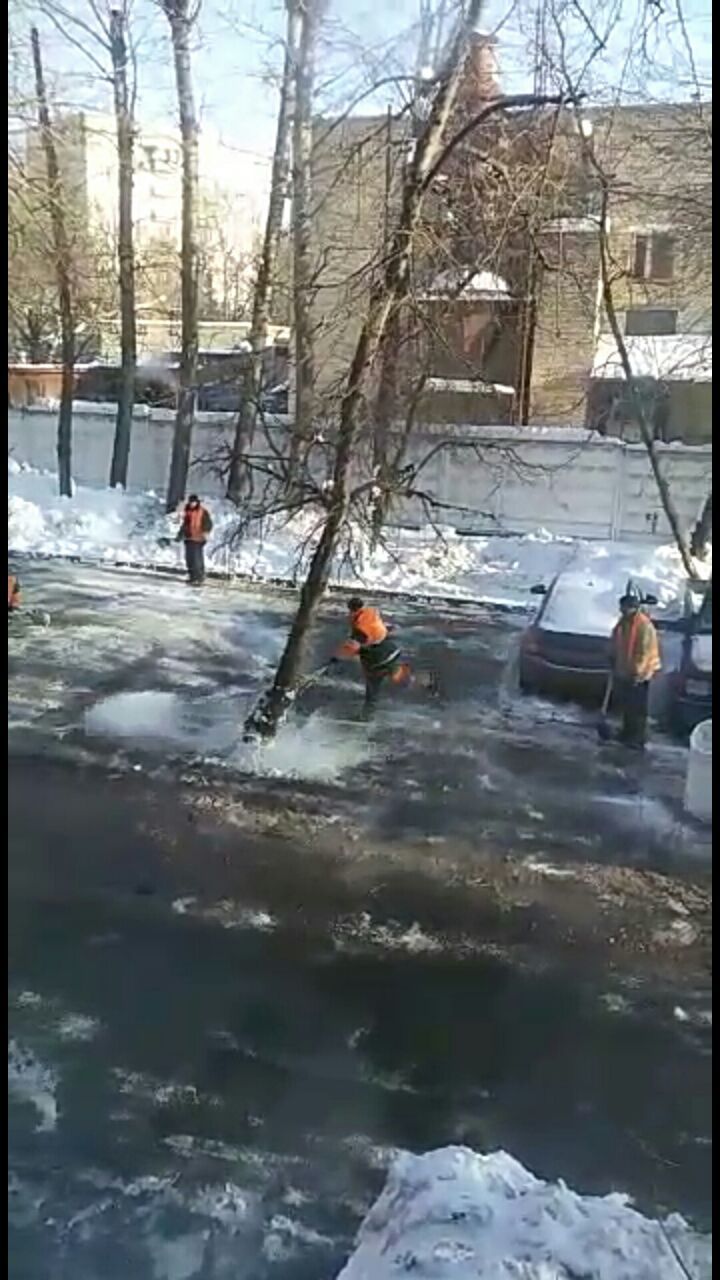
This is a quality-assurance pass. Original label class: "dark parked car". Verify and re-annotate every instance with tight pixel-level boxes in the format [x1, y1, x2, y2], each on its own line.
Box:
[518, 569, 663, 703]
[196, 380, 289, 414]
[666, 580, 712, 735]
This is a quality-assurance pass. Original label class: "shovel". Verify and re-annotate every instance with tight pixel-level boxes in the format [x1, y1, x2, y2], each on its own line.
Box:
[597, 671, 614, 741]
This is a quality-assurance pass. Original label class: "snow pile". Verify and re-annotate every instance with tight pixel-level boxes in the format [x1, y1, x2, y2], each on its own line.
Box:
[8, 459, 703, 613]
[337, 1147, 711, 1280]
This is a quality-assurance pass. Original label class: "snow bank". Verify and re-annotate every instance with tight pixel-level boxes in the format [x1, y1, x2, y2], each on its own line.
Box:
[337, 1147, 711, 1280]
[8, 460, 702, 615]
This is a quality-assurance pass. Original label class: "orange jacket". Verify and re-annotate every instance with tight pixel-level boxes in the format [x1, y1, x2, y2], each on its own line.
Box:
[611, 610, 661, 680]
[180, 504, 212, 543]
[337, 605, 389, 658]
[8, 574, 21, 610]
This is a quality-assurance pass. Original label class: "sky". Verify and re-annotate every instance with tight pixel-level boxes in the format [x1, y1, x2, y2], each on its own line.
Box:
[10, 0, 712, 165]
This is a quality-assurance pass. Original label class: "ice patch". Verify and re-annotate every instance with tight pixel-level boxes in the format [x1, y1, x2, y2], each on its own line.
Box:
[171, 897, 277, 930]
[189, 1183, 253, 1228]
[56, 1013, 101, 1042]
[163, 1134, 245, 1163]
[262, 1214, 333, 1263]
[14, 990, 45, 1009]
[8, 1040, 58, 1132]
[522, 855, 576, 879]
[333, 913, 444, 954]
[233, 713, 373, 782]
[338, 1146, 712, 1279]
[112, 1068, 208, 1108]
[85, 690, 182, 745]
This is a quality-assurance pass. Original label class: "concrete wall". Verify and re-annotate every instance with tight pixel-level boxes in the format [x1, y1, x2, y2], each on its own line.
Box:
[9, 405, 710, 543]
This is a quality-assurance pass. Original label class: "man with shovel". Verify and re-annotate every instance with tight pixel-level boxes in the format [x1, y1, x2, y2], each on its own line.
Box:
[329, 597, 417, 718]
[175, 494, 213, 585]
[603, 591, 661, 749]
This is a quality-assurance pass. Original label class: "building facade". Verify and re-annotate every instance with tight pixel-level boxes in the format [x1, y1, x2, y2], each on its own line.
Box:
[308, 40, 712, 442]
[24, 112, 269, 320]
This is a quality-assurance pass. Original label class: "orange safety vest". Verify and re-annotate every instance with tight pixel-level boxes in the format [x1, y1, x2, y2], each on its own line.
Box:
[8, 574, 20, 609]
[182, 504, 208, 542]
[612, 610, 661, 680]
[337, 606, 389, 658]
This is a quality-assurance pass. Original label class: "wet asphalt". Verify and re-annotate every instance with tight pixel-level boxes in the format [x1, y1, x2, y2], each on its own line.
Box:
[8, 561, 713, 1278]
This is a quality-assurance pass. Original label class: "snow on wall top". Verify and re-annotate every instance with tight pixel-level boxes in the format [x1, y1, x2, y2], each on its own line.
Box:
[337, 1146, 711, 1280]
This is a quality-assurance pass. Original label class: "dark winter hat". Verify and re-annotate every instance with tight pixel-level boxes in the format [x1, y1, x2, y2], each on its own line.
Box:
[619, 593, 641, 608]
[347, 596, 365, 612]
[187, 493, 200, 504]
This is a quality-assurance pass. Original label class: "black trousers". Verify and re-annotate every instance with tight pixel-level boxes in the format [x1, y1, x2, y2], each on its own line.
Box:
[615, 677, 650, 746]
[184, 540, 206, 583]
[362, 668, 386, 715]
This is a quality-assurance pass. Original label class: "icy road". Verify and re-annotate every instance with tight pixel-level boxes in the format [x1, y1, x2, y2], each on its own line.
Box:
[8, 560, 712, 1279]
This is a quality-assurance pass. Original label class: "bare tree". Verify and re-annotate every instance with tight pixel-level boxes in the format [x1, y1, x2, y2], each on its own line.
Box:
[245, 0, 485, 738]
[108, 4, 137, 489]
[30, 25, 74, 497]
[226, 0, 300, 500]
[163, 0, 200, 512]
[287, 0, 325, 484]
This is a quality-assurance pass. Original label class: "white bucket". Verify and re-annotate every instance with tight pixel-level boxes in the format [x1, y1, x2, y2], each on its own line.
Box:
[684, 719, 712, 823]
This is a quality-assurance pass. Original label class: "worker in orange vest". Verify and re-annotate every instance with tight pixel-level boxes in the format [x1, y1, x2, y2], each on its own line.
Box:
[176, 494, 213, 585]
[610, 592, 661, 748]
[8, 571, 21, 613]
[331, 596, 412, 717]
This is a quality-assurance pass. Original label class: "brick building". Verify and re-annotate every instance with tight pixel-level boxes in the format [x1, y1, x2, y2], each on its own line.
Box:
[308, 38, 712, 441]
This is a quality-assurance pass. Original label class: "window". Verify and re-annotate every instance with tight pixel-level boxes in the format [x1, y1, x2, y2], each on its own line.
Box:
[630, 231, 675, 281]
[625, 308, 678, 336]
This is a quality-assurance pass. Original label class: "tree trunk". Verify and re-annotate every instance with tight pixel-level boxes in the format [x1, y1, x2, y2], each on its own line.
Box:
[690, 490, 712, 560]
[370, 310, 401, 547]
[164, 0, 199, 512]
[286, 0, 322, 486]
[227, 0, 300, 501]
[245, 0, 484, 738]
[109, 7, 137, 489]
[31, 26, 74, 497]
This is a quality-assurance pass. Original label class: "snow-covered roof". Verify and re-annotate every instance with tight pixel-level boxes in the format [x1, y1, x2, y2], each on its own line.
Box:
[421, 270, 512, 302]
[592, 334, 712, 383]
